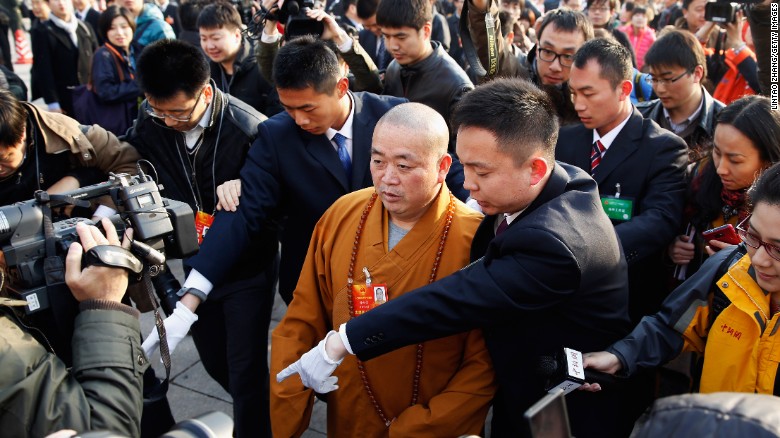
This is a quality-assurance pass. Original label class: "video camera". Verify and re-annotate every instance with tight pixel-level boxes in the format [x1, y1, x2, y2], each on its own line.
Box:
[230, 0, 255, 26]
[247, 0, 324, 40]
[0, 170, 198, 363]
[704, 0, 761, 24]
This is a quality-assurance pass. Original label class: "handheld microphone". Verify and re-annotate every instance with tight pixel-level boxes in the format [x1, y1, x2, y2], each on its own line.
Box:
[537, 347, 622, 394]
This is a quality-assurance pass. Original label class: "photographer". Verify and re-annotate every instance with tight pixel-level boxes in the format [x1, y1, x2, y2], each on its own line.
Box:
[0, 219, 146, 437]
[0, 88, 140, 207]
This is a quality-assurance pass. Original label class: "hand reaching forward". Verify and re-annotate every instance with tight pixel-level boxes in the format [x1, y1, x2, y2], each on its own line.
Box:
[276, 330, 345, 393]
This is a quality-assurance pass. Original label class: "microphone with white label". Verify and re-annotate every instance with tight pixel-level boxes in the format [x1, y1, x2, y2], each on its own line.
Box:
[537, 347, 623, 394]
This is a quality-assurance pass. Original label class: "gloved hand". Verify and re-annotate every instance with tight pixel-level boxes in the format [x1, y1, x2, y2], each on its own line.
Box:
[276, 330, 343, 393]
[142, 301, 199, 359]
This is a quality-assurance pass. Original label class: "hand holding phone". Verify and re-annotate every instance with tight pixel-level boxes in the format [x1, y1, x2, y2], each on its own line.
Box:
[701, 224, 742, 246]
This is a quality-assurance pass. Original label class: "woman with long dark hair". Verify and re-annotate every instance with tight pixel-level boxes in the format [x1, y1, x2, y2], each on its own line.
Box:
[668, 95, 780, 282]
[90, 5, 141, 134]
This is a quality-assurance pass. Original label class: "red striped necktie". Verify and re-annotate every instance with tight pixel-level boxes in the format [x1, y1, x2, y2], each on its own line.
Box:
[591, 140, 606, 175]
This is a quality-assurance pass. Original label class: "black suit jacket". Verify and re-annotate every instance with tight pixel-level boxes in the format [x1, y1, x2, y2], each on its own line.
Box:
[30, 20, 97, 115]
[348, 162, 632, 437]
[555, 108, 687, 321]
[188, 92, 406, 303]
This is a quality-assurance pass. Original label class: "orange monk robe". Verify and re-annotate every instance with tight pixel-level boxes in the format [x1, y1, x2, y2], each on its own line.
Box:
[271, 186, 496, 438]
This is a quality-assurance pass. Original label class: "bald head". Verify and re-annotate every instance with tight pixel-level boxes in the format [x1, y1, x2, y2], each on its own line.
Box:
[374, 103, 449, 161]
[371, 103, 453, 229]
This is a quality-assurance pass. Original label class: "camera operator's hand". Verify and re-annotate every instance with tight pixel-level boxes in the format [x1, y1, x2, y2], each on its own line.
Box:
[65, 219, 129, 303]
[306, 8, 349, 46]
[141, 301, 199, 358]
[724, 10, 745, 50]
[216, 179, 241, 211]
[263, 0, 282, 35]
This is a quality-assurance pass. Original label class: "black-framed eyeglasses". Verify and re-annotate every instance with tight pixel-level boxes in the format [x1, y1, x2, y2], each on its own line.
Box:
[146, 87, 204, 122]
[736, 216, 780, 262]
[646, 67, 695, 86]
[537, 47, 575, 67]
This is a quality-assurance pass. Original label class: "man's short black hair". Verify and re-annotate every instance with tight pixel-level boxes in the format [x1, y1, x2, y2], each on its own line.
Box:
[273, 36, 341, 94]
[356, 0, 378, 19]
[0, 89, 26, 148]
[136, 39, 210, 101]
[98, 5, 136, 42]
[572, 38, 632, 88]
[682, 0, 695, 10]
[197, 1, 242, 30]
[644, 29, 707, 77]
[452, 78, 559, 164]
[537, 8, 593, 43]
[376, 0, 432, 30]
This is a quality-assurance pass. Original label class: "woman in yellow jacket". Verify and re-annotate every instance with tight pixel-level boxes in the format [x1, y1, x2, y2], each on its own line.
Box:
[584, 162, 780, 394]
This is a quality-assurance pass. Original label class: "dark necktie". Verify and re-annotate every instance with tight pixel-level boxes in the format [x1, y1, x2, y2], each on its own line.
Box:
[333, 133, 352, 181]
[591, 140, 606, 175]
[495, 216, 509, 236]
[376, 37, 387, 70]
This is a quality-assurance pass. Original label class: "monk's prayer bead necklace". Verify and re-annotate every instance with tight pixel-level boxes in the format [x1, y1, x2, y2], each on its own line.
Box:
[346, 191, 455, 427]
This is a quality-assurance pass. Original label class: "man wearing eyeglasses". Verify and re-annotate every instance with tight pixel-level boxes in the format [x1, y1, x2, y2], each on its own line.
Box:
[465, 0, 592, 124]
[636, 30, 724, 163]
[123, 39, 280, 438]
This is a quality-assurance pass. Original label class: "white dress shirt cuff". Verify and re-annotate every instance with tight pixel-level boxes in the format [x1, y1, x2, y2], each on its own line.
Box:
[261, 30, 282, 44]
[338, 323, 354, 355]
[337, 36, 354, 53]
[183, 269, 214, 295]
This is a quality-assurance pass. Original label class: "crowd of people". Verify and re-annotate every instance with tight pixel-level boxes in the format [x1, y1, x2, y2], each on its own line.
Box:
[0, 0, 778, 437]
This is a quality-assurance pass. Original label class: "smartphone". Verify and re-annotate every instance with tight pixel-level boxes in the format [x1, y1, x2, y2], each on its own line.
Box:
[702, 224, 742, 246]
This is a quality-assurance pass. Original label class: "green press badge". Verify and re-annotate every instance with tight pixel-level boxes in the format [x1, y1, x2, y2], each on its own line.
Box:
[601, 197, 634, 221]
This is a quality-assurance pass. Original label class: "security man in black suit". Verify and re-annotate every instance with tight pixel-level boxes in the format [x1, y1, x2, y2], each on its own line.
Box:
[555, 38, 687, 322]
[278, 78, 633, 438]
[555, 37, 687, 432]
[178, 36, 406, 308]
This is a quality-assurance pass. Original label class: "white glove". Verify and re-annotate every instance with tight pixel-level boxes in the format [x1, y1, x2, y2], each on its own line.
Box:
[142, 301, 199, 359]
[276, 330, 343, 393]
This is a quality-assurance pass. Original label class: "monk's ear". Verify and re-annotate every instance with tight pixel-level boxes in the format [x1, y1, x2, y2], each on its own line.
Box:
[437, 153, 453, 183]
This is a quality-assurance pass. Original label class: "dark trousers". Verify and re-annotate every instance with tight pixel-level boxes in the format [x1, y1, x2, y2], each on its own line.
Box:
[190, 256, 279, 438]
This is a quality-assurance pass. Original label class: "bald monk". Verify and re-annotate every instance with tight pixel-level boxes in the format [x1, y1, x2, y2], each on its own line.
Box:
[271, 102, 496, 437]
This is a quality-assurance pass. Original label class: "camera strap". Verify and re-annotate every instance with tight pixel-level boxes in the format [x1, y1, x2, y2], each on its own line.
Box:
[459, 0, 499, 79]
[84, 245, 143, 274]
[142, 270, 172, 381]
